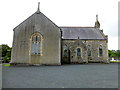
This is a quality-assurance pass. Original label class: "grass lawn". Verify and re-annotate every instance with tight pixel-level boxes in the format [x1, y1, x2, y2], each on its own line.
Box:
[4, 63, 10, 67]
[110, 60, 120, 63]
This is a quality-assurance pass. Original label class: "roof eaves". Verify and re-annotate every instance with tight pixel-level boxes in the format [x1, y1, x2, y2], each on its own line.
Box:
[62, 38, 106, 40]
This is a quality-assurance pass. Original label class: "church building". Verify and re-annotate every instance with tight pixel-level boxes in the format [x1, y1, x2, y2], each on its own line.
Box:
[11, 3, 109, 65]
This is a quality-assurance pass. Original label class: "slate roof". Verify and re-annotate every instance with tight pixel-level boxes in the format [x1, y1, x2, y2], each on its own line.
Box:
[60, 27, 106, 40]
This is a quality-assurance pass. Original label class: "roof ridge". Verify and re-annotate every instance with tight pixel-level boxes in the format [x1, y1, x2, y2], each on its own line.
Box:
[60, 26, 95, 28]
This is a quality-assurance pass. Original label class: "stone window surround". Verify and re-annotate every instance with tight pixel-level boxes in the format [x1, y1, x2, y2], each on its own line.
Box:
[87, 45, 92, 56]
[98, 45, 103, 57]
[30, 32, 43, 56]
[63, 45, 68, 57]
[76, 47, 82, 58]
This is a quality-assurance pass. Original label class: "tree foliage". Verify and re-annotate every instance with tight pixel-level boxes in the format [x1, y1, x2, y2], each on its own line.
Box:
[0, 44, 12, 63]
[108, 50, 120, 57]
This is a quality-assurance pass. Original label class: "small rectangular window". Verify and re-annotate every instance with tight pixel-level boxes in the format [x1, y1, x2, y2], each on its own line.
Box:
[99, 46, 103, 56]
[77, 48, 81, 57]
[63, 45, 68, 57]
[88, 45, 91, 56]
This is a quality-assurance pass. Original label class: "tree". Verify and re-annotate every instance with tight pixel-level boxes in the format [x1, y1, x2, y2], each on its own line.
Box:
[0, 44, 12, 63]
[117, 50, 120, 57]
[108, 50, 120, 57]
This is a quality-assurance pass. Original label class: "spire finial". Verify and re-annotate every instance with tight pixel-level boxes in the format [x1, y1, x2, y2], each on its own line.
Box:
[37, 2, 40, 11]
[96, 14, 98, 21]
[95, 14, 100, 28]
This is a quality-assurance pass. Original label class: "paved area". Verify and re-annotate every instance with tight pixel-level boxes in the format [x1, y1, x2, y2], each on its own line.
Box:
[0, 64, 2, 89]
[2, 63, 118, 88]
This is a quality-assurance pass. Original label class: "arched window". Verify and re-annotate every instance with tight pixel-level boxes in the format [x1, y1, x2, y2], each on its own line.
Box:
[31, 34, 41, 55]
[88, 45, 91, 56]
[99, 45, 103, 56]
[77, 48, 81, 57]
[63, 45, 68, 57]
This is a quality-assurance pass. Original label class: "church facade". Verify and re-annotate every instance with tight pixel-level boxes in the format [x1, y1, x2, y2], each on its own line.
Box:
[11, 4, 109, 65]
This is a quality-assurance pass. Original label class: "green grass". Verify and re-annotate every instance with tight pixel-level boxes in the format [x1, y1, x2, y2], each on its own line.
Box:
[4, 63, 10, 67]
[110, 61, 120, 63]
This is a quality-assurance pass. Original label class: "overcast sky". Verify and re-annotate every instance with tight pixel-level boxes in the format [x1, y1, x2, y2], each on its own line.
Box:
[0, 0, 119, 50]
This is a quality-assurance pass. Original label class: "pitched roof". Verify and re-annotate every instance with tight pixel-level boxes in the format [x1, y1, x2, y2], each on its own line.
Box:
[60, 27, 106, 40]
[13, 11, 60, 31]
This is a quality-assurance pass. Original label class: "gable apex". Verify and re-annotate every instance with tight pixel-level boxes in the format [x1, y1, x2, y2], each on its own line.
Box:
[13, 11, 60, 31]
